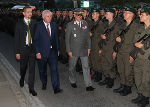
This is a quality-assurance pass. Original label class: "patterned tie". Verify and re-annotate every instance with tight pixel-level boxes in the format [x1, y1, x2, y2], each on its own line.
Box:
[47, 24, 51, 38]
[27, 21, 31, 46]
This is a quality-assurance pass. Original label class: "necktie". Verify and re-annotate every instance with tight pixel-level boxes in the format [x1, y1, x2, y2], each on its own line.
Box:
[27, 21, 31, 46]
[47, 24, 51, 38]
[78, 22, 81, 28]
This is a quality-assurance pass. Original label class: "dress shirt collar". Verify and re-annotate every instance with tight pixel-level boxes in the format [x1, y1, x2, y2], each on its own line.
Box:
[43, 21, 50, 27]
[24, 17, 31, 25]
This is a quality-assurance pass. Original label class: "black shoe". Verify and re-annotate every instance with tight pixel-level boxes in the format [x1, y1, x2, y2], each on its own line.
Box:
[54, 88, 63, 94]
[106, 78, 114, 88]
[137, 96, 149, 107]
[86, 86, 95, 91]
[131, 93, 144, 104]
[29, 89, 37, 96]
[119, 85, 132, 96]
[94, 72, 102, 82]
[42, 84, 46, 90]
[98, 77, 109, 86]
[71, 83, 77, 88]
[19, 79, 24, 88]
[113, 84, 125, 93]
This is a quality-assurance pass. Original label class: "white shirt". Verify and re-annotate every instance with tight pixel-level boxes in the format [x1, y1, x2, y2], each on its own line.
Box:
[76, 20, 81, 28]
[43, 21, 51, 36]
[43, 21, 52, 49]
[24, 17, 32, 45]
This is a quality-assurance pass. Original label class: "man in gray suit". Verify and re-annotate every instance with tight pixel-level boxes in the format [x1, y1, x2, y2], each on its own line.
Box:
[65, 8, 95, 91]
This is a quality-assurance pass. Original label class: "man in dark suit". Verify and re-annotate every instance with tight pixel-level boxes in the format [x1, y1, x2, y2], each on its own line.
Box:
[34, 10, 63, 94]
[14, 6, 37, 96]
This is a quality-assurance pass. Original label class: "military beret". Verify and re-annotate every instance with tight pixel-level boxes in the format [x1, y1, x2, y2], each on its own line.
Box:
[124, 6, 136, 14]
[105, 8, 115, 14]
[55, 8, 61, 11]
[92, 8, 100, 13]
[74, 8, 84, 15]
[62, 8, 68, 11]
[140, 6, 150, 14]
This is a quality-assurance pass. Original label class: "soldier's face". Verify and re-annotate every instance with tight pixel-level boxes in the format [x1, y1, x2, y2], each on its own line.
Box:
[69, 11, 73, 17]
[123, 11, 134, 21]
[43, 12, 52, 23]
[105, 12, 113, 20]
[92, 12, 99, 20]
[23, 8, 32, 19]
[83, 10, 88, 17]
[56, 11, 61, 16]
[140, 13, 149, 22]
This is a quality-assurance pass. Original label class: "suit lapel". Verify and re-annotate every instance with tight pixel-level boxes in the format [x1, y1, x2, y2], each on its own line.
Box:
[41, 21, 51, 39]
[21, 20, 27, 38]
[50, 22, 53, 40]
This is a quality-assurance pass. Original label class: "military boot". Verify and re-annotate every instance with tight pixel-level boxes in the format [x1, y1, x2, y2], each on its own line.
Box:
[98, 77, 109, 86]
[106, 77, 114, 88]
[113, 84, 125, 93]
[94, 72, 102, 82]
[91, 70, 96, 80]
[119, 85, 132, 96]
[137, 96, 149, 107]
[131, 93, 144, 104]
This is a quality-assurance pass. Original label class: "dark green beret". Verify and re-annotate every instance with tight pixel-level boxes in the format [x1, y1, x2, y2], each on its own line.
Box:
[140, 6, 150, 14]
[124, 7, 136, 14]
[92, 8, 100, 13]
[105, 8, 115, 14]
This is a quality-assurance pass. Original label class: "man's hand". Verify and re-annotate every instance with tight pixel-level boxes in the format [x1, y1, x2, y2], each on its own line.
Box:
[129, 56, 134, 63]
[101, 34, 106, 40]
[135, 42, 144, 48]
[99, 50, 102, 56]
[36, 53, 41, 59]
[58, 52, 60, 56]
[88, 49, 90, 56]
[58, 26, 62, 30]
[112, 52, 117, 60]
[116, 36, 121, 42]
[16, 54, 20, 60]
[90, 32, 92, 37]
[68, 52, 72, 58]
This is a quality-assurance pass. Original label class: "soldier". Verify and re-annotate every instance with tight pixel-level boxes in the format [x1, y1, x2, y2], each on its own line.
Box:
[98, 8, 123, 88]
[130, 7, 150, 107]
[68, 9, 74, 22]
[59, 9, 69, 64]
[113, 7, 139, 96]
[89, 9, 107, 82]
[65, 8, 95, 91]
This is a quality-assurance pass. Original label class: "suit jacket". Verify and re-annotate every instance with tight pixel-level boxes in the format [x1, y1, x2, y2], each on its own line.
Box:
[65, 20, 91, 56]
[14, 19, 36, 54]
[34, 21, 60, 58]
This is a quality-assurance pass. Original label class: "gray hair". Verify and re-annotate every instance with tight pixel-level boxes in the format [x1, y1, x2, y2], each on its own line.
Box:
[42, 10, 52, 17]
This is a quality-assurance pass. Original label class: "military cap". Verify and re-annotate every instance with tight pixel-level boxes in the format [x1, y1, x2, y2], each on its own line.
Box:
[92, 8, 100, 13]
[140, 6, 150, 14]
[105, 8, 115, 14]
[124, 6, 136, 14]
[74, 8, 84, 15]
[55, 8, 61, 11]
[62, 8, 68, 11]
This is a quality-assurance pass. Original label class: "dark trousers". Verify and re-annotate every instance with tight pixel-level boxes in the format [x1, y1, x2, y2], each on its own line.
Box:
[37, 50, 60, 90]
[20, 45, 35, 90]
